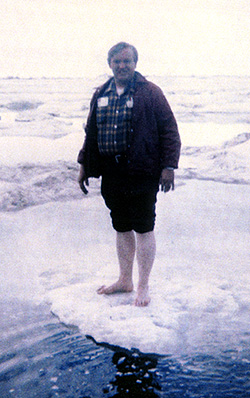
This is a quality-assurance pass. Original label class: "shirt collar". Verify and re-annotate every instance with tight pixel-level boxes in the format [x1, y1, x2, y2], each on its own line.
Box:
[104, 76, 135, 95]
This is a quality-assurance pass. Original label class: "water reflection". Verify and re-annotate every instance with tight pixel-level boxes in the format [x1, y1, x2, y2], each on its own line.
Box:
[106, 350, 161, 397]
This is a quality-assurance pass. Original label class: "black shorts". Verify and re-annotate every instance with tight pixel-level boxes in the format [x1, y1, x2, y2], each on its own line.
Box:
[101, 174, 158, 233]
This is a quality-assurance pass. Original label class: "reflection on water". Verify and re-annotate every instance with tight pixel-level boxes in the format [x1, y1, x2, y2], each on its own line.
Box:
[1, 300, 250, 397]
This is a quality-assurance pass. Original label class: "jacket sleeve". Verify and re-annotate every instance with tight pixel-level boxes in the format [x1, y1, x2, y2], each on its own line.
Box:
[77, 90, 101, 178]
[153, 85, 181, 169]
[77, 90, 99, 165]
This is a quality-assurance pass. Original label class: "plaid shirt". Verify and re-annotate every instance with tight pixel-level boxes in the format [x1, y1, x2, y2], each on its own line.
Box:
[96, 78, 134, 155]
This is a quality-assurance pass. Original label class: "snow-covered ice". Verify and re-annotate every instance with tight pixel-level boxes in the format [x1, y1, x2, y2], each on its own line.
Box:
[0, 76, 249, 356]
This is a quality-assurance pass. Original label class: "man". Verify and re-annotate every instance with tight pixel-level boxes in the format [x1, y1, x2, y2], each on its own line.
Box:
[78, 42, 181, 307]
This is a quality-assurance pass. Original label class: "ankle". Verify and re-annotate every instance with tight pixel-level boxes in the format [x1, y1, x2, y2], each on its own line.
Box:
[137, 283, 149, 291]
[118, 277, 133, 287]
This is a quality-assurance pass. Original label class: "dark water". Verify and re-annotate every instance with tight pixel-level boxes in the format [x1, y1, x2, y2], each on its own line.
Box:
[1, 301, 250, 398]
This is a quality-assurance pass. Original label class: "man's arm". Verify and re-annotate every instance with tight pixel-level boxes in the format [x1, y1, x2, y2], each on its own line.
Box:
[152, 85, 181, 193]
[77, 87, 102, 194]
[153, 85, 181, 171]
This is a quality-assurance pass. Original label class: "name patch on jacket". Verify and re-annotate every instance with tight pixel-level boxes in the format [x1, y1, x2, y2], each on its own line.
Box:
[126, 98, 133, 108]
[98, 97, 109, 107]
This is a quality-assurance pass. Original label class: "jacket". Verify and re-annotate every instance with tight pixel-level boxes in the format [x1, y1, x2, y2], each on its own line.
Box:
[77, 72, 181, 179]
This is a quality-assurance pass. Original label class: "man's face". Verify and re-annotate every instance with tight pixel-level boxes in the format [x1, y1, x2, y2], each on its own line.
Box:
[109, 48, 137, 87]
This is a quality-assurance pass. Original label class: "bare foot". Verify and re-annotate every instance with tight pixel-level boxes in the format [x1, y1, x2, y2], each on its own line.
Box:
[97, 280, 133, 295]
[135, 286, 151, 307]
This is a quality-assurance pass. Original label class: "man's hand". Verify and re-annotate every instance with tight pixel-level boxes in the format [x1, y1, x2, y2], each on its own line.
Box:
[159, 168, 174, 192]
[78, 165, 89, 195]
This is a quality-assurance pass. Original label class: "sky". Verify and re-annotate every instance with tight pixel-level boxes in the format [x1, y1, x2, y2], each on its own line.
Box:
[1, 0, 250, 78]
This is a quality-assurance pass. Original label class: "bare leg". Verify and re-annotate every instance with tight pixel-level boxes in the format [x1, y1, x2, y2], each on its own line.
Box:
[135, 231, 156, 306]
[97, 231, 135, 294]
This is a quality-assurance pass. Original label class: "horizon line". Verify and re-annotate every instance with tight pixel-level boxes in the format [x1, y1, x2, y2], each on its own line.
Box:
[1, 74, 250, 80]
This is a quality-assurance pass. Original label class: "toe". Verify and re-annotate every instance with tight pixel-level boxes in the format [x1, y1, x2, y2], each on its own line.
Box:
[97, 285, 106, 294]
[135, 296, 151, 307]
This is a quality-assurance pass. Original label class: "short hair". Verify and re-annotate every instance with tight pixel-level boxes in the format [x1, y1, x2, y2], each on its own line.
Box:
[107, 42, 138, 65]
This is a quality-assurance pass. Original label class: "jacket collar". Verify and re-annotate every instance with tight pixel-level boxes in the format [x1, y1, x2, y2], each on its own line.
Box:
[134, 71, 147, 84]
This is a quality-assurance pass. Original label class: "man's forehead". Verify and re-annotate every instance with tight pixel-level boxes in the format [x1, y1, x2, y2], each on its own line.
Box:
[111, 48, 134, 59]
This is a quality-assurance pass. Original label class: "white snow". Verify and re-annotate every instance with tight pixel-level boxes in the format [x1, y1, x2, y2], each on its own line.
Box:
[1, 180, 249, 355]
